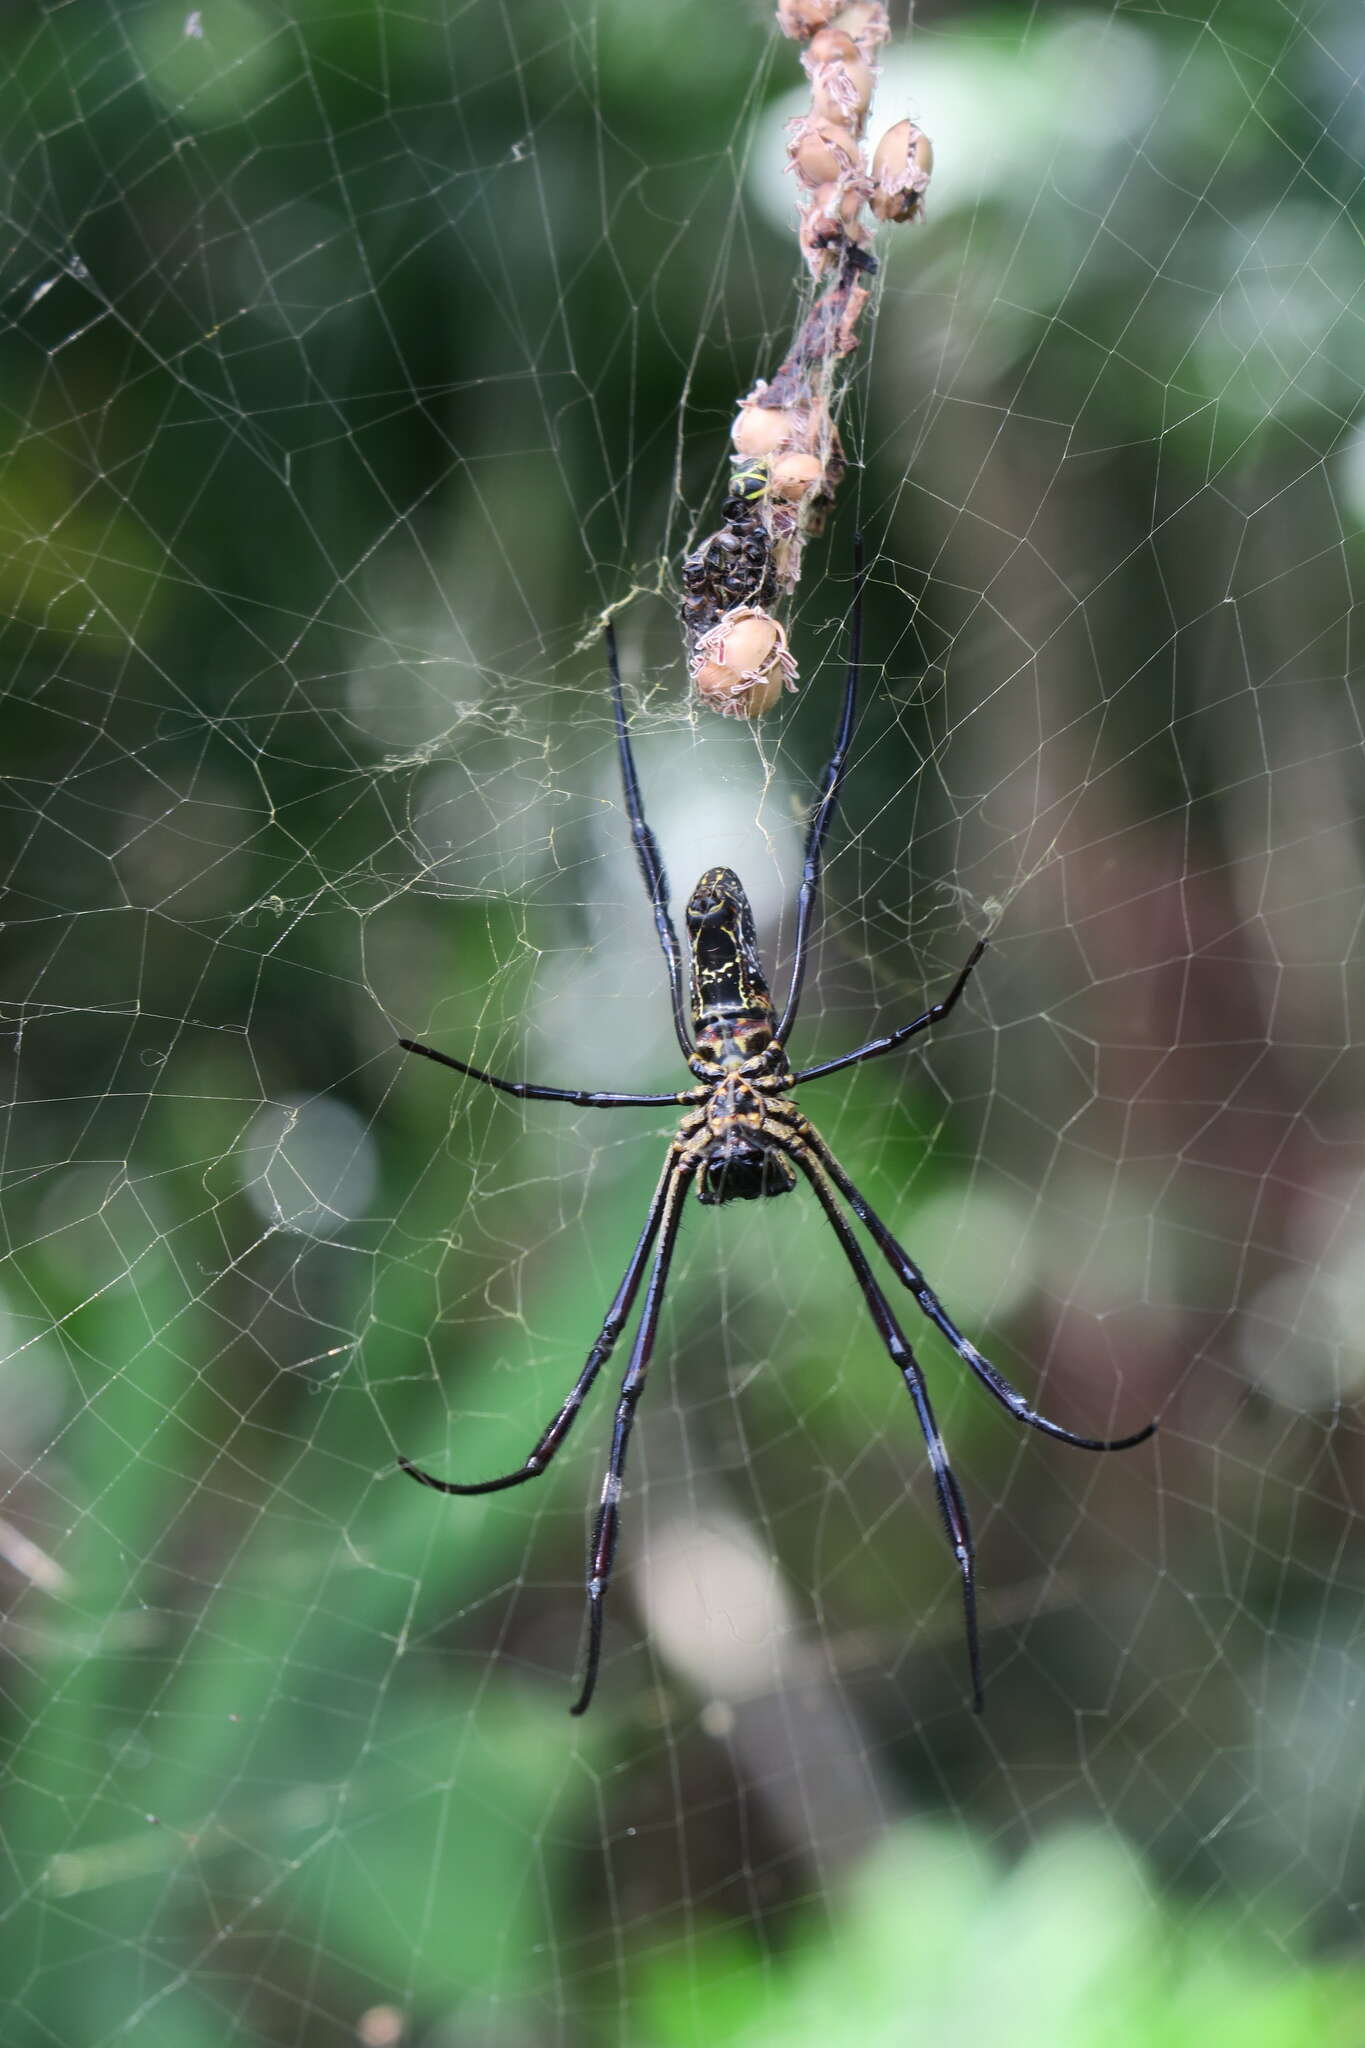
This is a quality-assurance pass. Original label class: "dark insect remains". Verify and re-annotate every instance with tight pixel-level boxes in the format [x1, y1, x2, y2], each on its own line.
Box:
[396, 554, 1157, 1716]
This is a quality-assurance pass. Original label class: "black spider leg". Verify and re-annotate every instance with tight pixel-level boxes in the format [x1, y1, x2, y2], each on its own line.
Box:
[797, 1123, 1157, 1454]
[776, 536, 865, 1045]
[397, 1035, 688, 1109]
[398, 1148, 684, 1496]
[792, 938, 987, 1086]
[571, 1154, 697, 1716]
[607, 623, 693, 1058]
[774, 1132, 984, 1711]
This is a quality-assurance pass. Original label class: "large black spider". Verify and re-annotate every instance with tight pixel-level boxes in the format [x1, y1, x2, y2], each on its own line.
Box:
[396, 555, 1156, 1715]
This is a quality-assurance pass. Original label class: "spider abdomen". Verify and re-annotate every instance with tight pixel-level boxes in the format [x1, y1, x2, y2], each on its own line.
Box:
[685, 867, 777, 1044]
[697, 1134, 797, 1205]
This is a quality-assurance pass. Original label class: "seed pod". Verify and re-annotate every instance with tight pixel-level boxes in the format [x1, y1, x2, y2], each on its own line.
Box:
[776, 0, 837, 35]
[732, 403, 796, 458]
[712, 609, 785, 675]
[694, 658, 786, 720]
[805, 27, 860, 66]
[693, 607, 798, 718]
[810, 51, 874, 123]
[870, 118, 934, 224]
[693, 660, 741, 711]
[769, 451, 825, 502]
[786, 113, 861, 187]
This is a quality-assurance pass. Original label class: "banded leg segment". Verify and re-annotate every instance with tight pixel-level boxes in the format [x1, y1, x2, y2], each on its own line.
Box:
[778, 1135, 984, 1712]
[571, 1156, 697, 1716]
[398, 1150, 685, 1498]
[799, 1128, 1157, 1455]
[398, 1036, 689, 1109]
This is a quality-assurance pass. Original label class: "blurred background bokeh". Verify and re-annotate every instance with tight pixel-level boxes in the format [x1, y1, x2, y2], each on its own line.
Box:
[2, 0, 1364, 2042]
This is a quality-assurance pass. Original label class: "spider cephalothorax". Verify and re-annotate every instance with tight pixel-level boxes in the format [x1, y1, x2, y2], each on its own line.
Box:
[396, 545, 1156, 1716]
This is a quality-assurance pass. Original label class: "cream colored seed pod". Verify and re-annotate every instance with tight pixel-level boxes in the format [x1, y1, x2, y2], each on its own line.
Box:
[870, 118, 934, 224]
[776, 0, 837, 35]
[732, 403, 796, 459]
[711, 609, 787, 675]
[805, 26, 860, 66]
[694, 607, 798, 719]
[810, 52, 874, 124]
[694, 659, 788, 720]
[769, 451, 825, 502]
[787, 113, 860, 187]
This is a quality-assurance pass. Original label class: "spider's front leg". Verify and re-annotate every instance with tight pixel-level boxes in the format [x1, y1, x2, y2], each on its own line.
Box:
[398, 1036, 694, 1110]
[791, 938, 987, 1086]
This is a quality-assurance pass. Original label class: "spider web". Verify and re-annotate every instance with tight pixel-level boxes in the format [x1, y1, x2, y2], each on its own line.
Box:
[2, 1, 1364, 2042]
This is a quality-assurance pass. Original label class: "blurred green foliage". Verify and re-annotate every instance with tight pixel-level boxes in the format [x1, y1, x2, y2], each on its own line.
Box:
[644, 1826, 1365, 2048]
[1, 0, 1363, 2041]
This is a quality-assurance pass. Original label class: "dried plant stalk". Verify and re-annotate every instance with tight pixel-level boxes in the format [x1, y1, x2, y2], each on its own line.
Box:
[680, 1, 932, 717]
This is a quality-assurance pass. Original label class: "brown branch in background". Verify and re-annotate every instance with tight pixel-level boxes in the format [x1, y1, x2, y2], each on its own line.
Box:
[680, 2, 933, 718]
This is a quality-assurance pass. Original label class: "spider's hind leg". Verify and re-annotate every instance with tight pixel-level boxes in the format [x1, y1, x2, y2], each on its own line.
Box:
[571, 1157, 696, 1715]
[800, 1127, 1157, 1455]
[776, 1130, 985, 1712]
[396, 1147, 685, 1499]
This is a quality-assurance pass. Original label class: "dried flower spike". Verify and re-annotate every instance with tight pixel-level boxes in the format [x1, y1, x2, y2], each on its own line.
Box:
[679, 1, 908, 712]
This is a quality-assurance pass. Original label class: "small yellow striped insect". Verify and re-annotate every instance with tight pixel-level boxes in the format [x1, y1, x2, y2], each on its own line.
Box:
[728, 458, 770, 503]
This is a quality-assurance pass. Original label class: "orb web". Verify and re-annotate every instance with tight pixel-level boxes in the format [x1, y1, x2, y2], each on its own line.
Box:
[1, 2, 1363, 2042]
